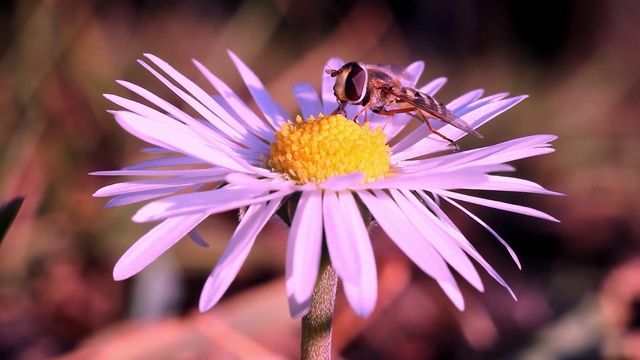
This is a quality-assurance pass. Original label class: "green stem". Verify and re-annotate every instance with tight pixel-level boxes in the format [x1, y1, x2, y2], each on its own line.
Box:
[300, 246, 337, 360]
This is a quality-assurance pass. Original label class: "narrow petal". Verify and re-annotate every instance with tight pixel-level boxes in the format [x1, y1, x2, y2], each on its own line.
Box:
[433, 189, 559, 222]
[357, 190, 464, 310]
[286, 190, 323, 318]
[457, 95, 529, 138]
[457, 92, 510, 115]
[467, 175, 565, 196]
[94, 181, 190, 198]
[336, 191, 377, 317]
[140, 55, 264, 147]
[393, 141, 512, 170]
[415, 191, 518, 297]
[392, 189, 483, 291]
[322, 57, 345, 115]
[124, 156, 205, 170]
[132, 187, 293, 222]
[113, 214, 207, 280]
[353, 167, 490, 191]
[393, 129, 547, 166]
[228, 51, 289, 130]
[376, 112, 413, 141]
[472, 136, 557, 165]
[322, 191, 360, 285]
[210, 94, 272, 153]
[403, 60, 424, 85]
[193, 59, 275, 142]
[105, 92, 190, 128]
[135, 60, 247, 146]
[199, 199, 281, 311]
[320, 172, 365, 191]
[484, 147, 556, 165]
[112, 80, 259, 152]
[93, 174, 225, 198]
[394, 95, 529, 158]
[139, 147, 174, 153]
[224, 172, 295, 189]
[91, 168, 228, 179]
[420, 77, 447, 95]
[113, 111, 262, 174]
[189, 229, 209, 247]
[293, 83, 323, 119]
[447, 89, 484, 113]
[440, 195, 521, 269]
[194, 113, 270, 158]
[105, 186, 191, 207]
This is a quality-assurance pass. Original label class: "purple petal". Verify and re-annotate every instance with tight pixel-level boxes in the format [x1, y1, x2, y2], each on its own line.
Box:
[420, 77, 447, 95]
[132, 187, 292, 222]
[394, 95, 529, 157]
[140, 55, 262, 146]
[403, 61, 425, 85]
[433, 189, 559, 222]
[393, 130, 547, 166]
[357, 190, 464, 310]
[199, 199, 281, 311]
[391, 189, 483, 291]
[91, 168, 228, 179]
[225, 172, 294, 189]
[94, 181, 185, 198]
[415, 192, 518, 297]
[467, 175, 564, 196]
[286, 190, 323, 318]
[193, 59, 275, 142]
[113, 214, 208, 280]
[105, 92, 189, 127]
[472, 135, 557, 165]
[439, 195, 521, 270]
[105, 186, 191, 207]
[456, 95, 529, 138]
[447, 89, 484, 113]
[93, 171, 229, 197]
[293, 83, 323, 120]
[320, 172, 365, 191]
[134, 61, 245, 147]
[112, 80, 254, 151]
[322, 57, 345, 115]
[354, 167, 490, 191]
[336, 191, 377, 317]
[189, 229, 209, 247]
[113, 111, 259, 173]
[228, 51, 289, 130]
[124, 156, 205, 170]
[456, 92, 510, 115]
[322, 191, 361, 285]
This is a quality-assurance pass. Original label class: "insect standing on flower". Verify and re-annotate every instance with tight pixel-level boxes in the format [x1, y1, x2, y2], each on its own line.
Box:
[326, 62, 483, 150]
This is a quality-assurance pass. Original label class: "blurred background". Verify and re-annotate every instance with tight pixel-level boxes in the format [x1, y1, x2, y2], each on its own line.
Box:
[1, 0, 640, 358]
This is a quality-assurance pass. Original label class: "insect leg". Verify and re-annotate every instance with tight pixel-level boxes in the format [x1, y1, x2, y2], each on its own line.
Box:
[375, 107, 459, 151]
[331, 101, 348, 116]
[353, 101, 373, 124]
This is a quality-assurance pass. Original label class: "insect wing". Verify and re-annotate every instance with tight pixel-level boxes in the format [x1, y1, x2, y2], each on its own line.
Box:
[392, 87, 483, 138]
[365, 64, 417, 87]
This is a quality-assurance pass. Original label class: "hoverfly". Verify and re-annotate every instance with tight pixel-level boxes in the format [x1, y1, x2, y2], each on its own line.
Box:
[326, 62, 482, 150]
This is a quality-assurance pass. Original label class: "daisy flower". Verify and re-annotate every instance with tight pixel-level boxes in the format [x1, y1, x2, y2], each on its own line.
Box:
[93, 51, 560, 319]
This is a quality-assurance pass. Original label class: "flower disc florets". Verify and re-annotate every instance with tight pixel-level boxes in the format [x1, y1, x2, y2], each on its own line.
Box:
[268, 114, 390, 184]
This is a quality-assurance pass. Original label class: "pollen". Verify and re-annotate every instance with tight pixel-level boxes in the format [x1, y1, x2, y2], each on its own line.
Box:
[268, 114, 391, 184]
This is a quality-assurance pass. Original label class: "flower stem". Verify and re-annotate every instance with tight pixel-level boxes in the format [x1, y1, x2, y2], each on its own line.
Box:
[301, 245, 337, 360]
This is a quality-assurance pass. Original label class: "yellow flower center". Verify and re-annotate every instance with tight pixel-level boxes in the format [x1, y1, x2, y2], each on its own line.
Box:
[268, 114, 390, 184]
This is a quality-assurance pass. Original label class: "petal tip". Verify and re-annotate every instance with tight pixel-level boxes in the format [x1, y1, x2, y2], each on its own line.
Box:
[113, 266, 132, 281]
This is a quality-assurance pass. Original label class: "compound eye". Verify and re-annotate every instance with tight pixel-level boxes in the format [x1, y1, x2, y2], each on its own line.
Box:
[344, 64, 366, 102]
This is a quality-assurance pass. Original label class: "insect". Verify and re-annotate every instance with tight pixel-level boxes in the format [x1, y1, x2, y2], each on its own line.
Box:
[325, 62, 483, 150]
